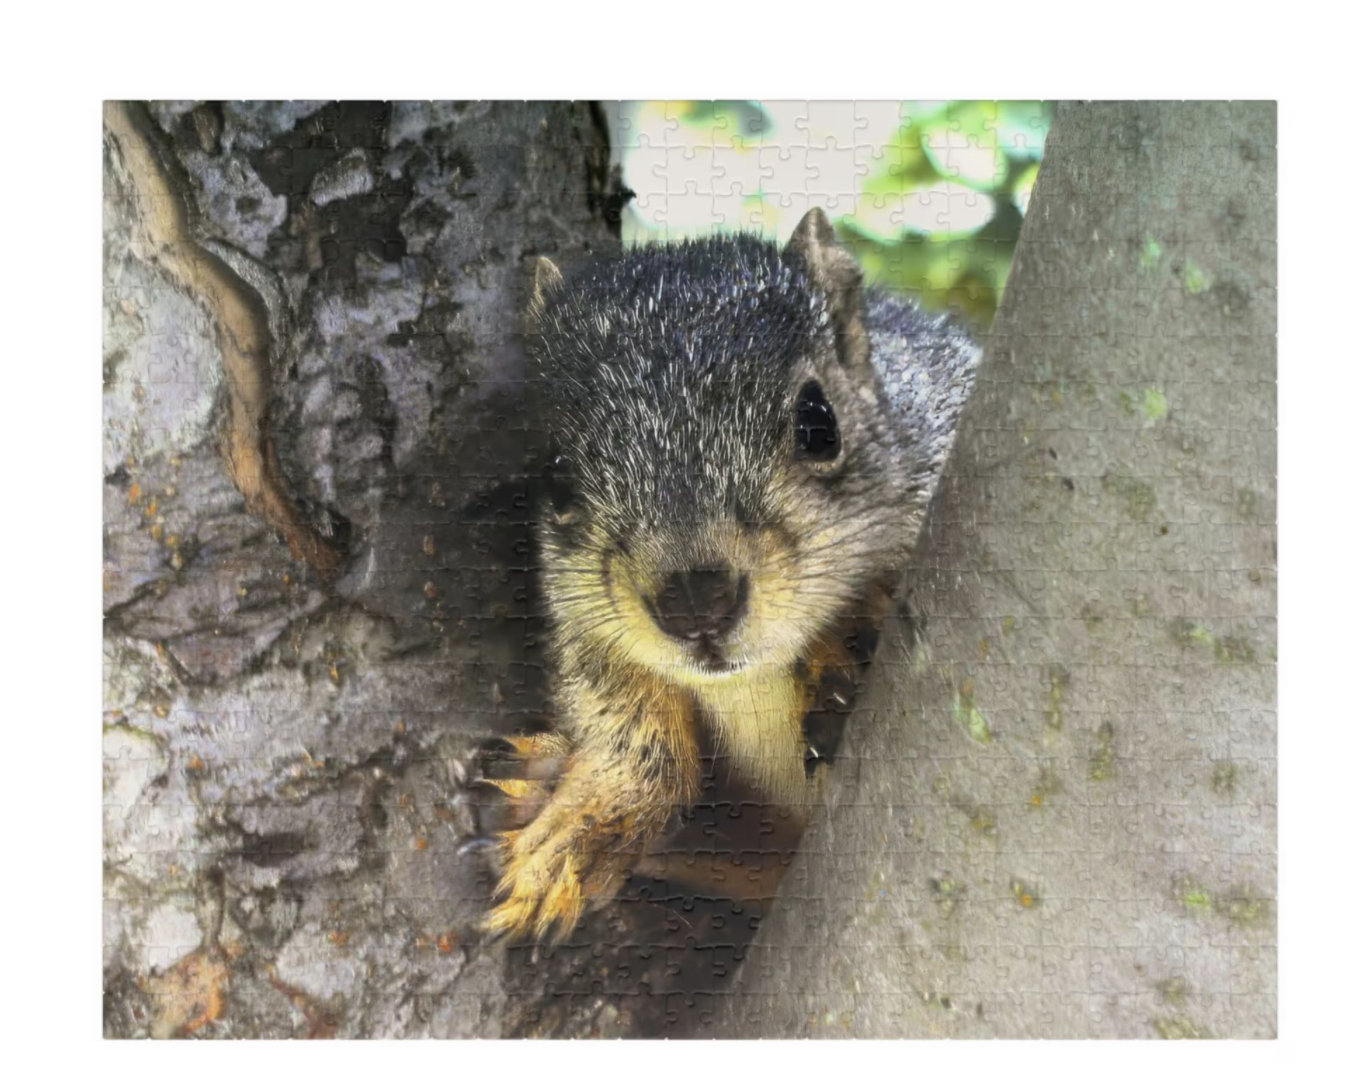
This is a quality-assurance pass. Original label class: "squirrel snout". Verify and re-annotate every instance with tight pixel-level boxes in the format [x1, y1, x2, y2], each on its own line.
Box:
[648, 567, 749, 651]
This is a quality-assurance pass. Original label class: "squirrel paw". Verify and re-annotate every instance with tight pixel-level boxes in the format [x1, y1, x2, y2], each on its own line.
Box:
[485, 747, 668, 942]
[485, 787, 641, 943]
[477, 732, 572, 830]
[486, 823, 590, 942]
[479, 732, 599, 941]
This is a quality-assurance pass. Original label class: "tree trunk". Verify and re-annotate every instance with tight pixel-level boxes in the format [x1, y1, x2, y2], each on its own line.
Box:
[719, 101, 1276, 1039]
[103, 101, 621, 1038]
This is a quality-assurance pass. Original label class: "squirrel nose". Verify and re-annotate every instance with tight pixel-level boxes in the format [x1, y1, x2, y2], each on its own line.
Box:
[650, 567, 749, 647]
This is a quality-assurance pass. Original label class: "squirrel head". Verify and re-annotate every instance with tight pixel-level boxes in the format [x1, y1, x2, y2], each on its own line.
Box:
[525, 208, 977, 686]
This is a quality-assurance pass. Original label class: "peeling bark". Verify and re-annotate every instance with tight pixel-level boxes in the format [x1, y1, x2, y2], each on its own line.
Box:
[104, 102, 343, 584]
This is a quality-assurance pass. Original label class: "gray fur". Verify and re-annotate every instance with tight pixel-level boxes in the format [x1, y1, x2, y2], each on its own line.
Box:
[527, 227, 980, 578]
[866, 290, 981, 532]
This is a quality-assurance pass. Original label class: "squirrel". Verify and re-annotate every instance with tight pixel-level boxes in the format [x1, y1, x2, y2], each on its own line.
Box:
[482, 207, 980, 941]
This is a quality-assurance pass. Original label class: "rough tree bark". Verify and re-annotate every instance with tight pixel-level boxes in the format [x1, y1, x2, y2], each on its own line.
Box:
[103, 101, 621, 1038]
[719, 101, 1276, 1038]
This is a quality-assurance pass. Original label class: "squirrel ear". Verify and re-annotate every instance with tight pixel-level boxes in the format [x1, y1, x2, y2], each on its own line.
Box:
[784, 208, 870, 371]
[528, 257, 564, 323]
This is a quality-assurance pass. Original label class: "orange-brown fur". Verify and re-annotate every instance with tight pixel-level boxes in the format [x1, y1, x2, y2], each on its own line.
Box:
[486, 597, 882, 941]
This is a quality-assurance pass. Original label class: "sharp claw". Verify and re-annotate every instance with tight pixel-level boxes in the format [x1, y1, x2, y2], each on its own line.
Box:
[512, 734, 572, 758]
[482, 777, 548, 800]
[455, 834, 499, 857]
[483, 733, 571, 760]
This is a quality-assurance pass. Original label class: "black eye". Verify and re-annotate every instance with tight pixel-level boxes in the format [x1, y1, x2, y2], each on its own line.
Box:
[543, 452, 578, 514]
[794, 380, 841, 462]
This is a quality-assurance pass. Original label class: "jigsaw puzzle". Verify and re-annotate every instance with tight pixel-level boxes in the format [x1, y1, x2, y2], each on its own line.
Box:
[102, 100, 1276, 1039]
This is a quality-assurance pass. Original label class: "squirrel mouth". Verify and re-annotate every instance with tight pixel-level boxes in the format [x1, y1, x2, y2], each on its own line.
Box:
[689, 642, 740, 676]
[645, 567, 750, 676]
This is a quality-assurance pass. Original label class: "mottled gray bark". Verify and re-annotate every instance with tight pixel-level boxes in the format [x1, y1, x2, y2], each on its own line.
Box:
[103, 101, 619, 1038]
[719, 102, 1276, 1038]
